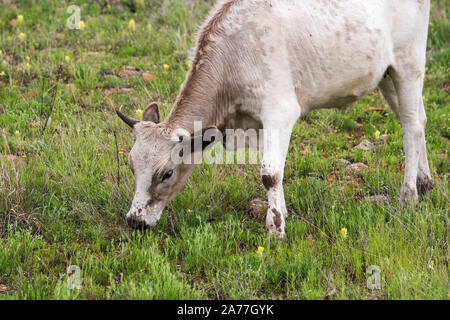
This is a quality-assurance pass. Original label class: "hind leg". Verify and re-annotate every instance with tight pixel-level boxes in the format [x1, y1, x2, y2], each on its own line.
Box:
[416, 98, 433, 194]
[395, 80, 421, 202]
[379, 71, 433, 198]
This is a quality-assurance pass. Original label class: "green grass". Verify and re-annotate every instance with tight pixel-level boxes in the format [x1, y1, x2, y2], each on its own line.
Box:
[0, 0, 448, 300]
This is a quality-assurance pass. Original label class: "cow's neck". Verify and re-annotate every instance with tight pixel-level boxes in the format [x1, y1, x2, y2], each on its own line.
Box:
[164, 51, 233, 134]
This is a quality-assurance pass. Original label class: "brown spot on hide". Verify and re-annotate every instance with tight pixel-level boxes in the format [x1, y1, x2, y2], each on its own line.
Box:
[262, 174, 278, 190]
[272, 208, 282, 229]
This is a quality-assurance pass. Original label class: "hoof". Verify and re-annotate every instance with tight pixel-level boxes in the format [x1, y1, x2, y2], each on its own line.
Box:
[126, 215, 151, 230]
[417, 176, 434, 195]
[265, 208, 287, 239]
[266, 227, 288, 242]
[400, 184, 418, 205]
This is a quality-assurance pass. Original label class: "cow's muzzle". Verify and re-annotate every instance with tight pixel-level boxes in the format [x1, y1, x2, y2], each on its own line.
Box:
[126, 210, 163, 230]
[126, 215, 150, 230]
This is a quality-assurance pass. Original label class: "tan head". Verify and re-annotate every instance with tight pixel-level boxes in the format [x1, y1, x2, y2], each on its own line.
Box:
[116, 103, 199, 230]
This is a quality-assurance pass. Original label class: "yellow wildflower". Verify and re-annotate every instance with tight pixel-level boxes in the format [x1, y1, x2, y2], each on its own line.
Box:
[22, 154, 27, 159]
[187, 209, 192, 213]
[65, 56, 71, 62]
[163, 64, 169, 70]
[19, 32, 26, 41]
[25, 62, 30, 70]
[128, 19, 136, 31]
[26, 56, 30, 61]
[0, 71, 5, 77]
[0, 49, 2, 55]
[17, 15, 24, 24]
[135, 109, 143, 118]
[256, 246, 264, 255]
[374, 130, 380, 139]
[14, 130, 20, 136]
[78, 21, 85, 30]
[2, 60, 7, 67]
[340, 228, 348, 239]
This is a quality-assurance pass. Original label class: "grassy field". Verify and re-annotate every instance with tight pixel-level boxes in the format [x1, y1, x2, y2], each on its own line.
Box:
[0, 0, 448, 300]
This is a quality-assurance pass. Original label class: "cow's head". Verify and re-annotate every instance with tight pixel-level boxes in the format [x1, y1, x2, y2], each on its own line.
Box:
[116, 103, 217, 230]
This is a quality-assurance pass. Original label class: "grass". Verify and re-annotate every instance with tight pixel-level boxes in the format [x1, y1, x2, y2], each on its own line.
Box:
[0, 0, 448, 300]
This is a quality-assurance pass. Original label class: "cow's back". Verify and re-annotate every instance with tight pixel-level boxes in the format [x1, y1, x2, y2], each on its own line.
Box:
[200, 0, 429, 114]
[267, 0, 393, 111]
[216, 0, 429, 112]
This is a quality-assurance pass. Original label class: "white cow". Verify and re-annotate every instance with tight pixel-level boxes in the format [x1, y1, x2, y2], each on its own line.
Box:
[116, 0, 433, 240]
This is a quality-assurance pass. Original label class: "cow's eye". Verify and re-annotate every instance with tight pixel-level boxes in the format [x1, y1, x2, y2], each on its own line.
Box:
[162, 169, 174, 182]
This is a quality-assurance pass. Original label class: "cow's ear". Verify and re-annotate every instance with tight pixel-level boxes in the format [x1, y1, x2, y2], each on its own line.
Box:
[143, 102, 160, 123]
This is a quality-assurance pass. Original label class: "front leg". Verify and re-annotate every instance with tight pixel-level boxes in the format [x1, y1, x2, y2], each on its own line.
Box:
[260, 125, 295, 241]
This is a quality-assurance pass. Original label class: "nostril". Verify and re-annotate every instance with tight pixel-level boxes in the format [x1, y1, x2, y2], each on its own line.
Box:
[126, 216, 149, 230]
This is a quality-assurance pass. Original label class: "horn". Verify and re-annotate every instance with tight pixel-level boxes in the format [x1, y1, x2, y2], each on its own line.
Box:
[115, 109, 139, 128]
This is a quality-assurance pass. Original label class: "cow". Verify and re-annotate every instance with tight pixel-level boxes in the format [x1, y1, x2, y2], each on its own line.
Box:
[116, 0, 433, 240]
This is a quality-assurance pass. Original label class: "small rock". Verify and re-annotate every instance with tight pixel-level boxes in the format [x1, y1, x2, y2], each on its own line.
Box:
[337, 159, 350, 167]
[366, 195, 389, 205]
[355, 139, 375, 151]
[249, 198, 267, 214]
[346, 162, 368, 171]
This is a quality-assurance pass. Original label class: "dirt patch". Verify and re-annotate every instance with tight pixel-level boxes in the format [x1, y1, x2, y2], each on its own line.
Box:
[119, 66, 140, 79]
[103, 87, 133, 95]
[142, 72, 159, 81]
